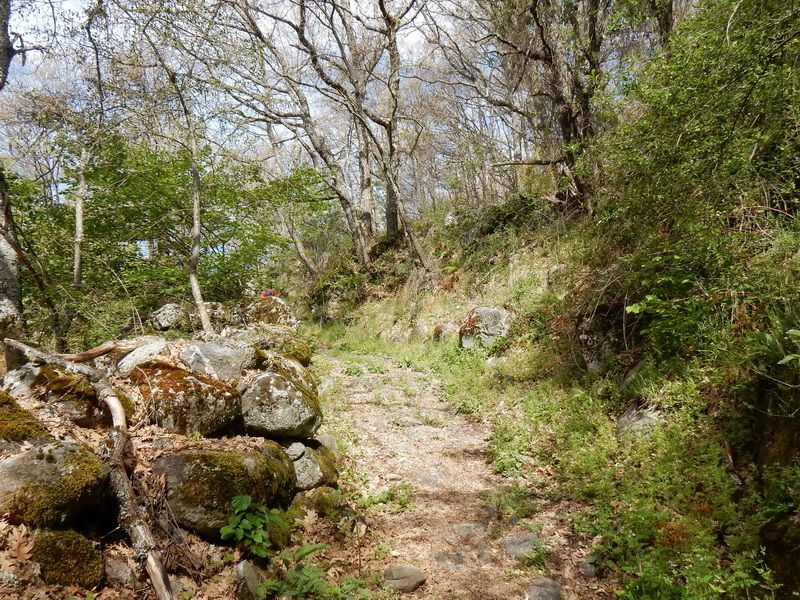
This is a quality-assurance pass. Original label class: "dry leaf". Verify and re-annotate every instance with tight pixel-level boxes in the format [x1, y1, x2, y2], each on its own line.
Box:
[302, 510, 320, 531]
[0, 519, 9, 544]
[7, 526, 33, 567]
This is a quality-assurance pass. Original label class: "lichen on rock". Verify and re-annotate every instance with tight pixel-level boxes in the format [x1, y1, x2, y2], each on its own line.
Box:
[244, 326, 312, 367]
[32, 529, 104, 588]
[131, 361, 240, 436]
[240, 368, 322, 439]
[285, 442, 339, 491]
[247, 297, 299, 330]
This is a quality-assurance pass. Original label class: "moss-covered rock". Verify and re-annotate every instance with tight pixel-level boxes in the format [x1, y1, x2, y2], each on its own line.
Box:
[288, 486, 347, 521]
[248, 326, 312, 367]
[0, 441, 109, 527]
[247, 297, 299, 330]
[152, 441, 296, 538]
[131, 361, 240, 436]
[32, 529, 104, 588]
[0, 390, 51, 449]
[34, 364, 106, 428]
[284, 442, 338, 491]
[240, 367, 322, 439]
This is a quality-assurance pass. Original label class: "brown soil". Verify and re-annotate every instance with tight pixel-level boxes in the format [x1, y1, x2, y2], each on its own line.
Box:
[320, 352, 618, 600]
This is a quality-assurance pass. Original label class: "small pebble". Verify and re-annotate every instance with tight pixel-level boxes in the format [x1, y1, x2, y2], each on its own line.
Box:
[579, 561, 598, 578]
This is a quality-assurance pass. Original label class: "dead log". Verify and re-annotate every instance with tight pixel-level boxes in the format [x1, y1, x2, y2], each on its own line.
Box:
[4, 338, 176, 600]
[57, 339, 141, 363]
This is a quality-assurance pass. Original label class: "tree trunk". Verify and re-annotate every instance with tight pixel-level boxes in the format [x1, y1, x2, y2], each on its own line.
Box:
[187, 143, 213, 335]
[0, 170, 23, 369]
[380, 4, 432, 270]
[279, 207, 318, 278]
[73, 148, 87, 289]
[0, 0, 13, 93]
[385, 183, 399, 237]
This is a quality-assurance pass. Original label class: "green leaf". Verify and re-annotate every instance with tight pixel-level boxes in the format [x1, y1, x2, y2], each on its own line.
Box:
[220, 525, 235, 539]
[777, 354, 800, 365]
[232, 495, 253, 513]
[294, 543, 328, 561]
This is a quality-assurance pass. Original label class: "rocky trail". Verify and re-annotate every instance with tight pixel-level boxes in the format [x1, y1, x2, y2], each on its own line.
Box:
[318, 352, 616, 600]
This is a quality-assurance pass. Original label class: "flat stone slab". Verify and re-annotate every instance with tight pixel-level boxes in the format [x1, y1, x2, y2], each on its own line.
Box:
[384, 564, 426, 593]
[452, 522, 486, 536]
[528, 577, 563, 600]
[502, 533, 541, 559]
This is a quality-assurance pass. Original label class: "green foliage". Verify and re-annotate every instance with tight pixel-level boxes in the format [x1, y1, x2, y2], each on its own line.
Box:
[220, 495, 289, 559]
[8, 139, 333, 350]
[356, 484, 414, 513]
[342, 364, 364, 377]
[582, 0, 800, 360]
[259, 544, 371, 600]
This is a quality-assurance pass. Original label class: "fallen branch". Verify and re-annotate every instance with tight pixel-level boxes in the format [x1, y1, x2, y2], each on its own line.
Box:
[4, 338, 176, 600]
[56, 339, 142, 362]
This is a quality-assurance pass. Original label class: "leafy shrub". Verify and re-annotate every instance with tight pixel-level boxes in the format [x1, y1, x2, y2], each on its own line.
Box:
[220, 495, 289, 559]
[259, 544, 371, 600]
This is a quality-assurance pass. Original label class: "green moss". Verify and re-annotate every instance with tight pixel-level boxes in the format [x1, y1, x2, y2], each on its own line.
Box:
[5, 444, 107, 527]
[289, 486, 346, 521]
[312, 446, 338, 485]
[0, 391, 50, 443]
[115, 388, 136, 419]
[279, 338, 312, 367]
[32, 529, 103, 588]
[176, 443, 295, 513]
[252, 330, 313, 367]
[35, 364, 97, 407]
[33, 365, 106, 426]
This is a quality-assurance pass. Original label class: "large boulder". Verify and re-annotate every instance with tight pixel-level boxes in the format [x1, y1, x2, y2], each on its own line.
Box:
[190, 302, 242, 331]
[152, 443, 296, 538]
[34, 364, 107, 427]
[116, 337, 168, 376]
[241, 365, 322, 439]
[459, 307, 512, 349]
[2, 363, 41, 398]
[0, 390, 51, 453]
[283, 442, 338, 491]
[224, 325, 312, 367]
[180, 341, 258, 383]
[0, 440, 109, 527]
[32, 529, 104, 588]
[150, 303, 188, 331]
[130, 362, 240, 436]
[247, 297, 299, 330]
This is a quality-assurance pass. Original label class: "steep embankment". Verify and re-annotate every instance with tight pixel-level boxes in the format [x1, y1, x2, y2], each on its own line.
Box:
[308, 209, 798, 599]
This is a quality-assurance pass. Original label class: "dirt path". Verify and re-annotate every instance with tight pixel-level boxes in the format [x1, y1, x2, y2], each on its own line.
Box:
[318, 352, 615, 600]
